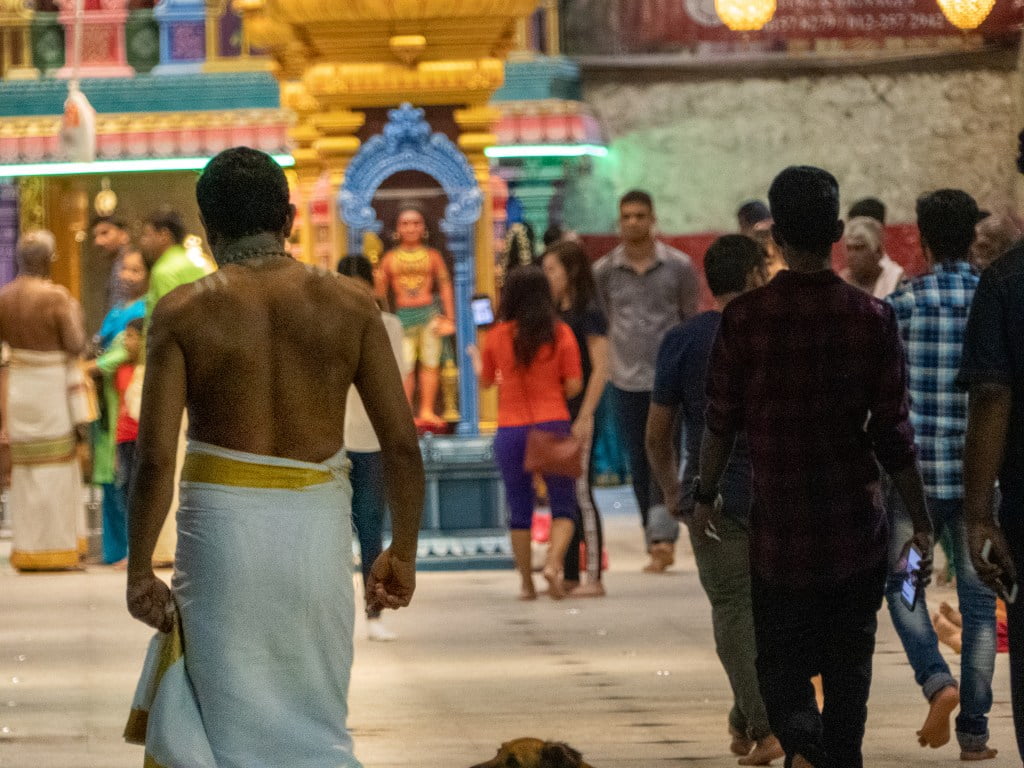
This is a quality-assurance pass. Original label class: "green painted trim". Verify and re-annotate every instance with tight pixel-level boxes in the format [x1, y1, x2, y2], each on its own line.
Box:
[0, 72, 279, 117]
[492, 56, 582, 102]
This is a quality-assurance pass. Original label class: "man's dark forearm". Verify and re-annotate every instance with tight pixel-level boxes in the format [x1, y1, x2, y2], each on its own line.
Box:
[889, 461, 932, 535]
[964, 383, 1012, 525]
[646, 404, 680, 511]
[382, 440, 424, 561]
[127, 455, 175, 576]
[697, 428, 735, 493]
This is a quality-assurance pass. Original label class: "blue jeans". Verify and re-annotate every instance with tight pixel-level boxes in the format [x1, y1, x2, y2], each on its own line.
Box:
[885, 491, 997, 751]
[350, 451, 386, 620]
[100, 481, 127, 564]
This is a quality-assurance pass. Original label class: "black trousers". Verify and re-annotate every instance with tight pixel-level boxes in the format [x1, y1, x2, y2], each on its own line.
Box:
[1001, 505, 1024, 762]
[611, 386, 663, 538]
[751, 563, 886, 768]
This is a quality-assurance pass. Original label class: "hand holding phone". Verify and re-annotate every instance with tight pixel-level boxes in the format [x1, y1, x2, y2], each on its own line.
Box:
[901, 544, 924, 611]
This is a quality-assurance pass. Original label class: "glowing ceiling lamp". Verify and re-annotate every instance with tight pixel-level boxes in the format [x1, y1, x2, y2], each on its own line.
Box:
[714, 0, 777, 31]
[484, 144, 609, 159]
[935, 0, 995, 29]
[0, 155, 295, 178]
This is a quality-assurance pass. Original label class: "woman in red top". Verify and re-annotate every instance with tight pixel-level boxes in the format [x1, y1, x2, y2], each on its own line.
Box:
[471, 266, 582, 600]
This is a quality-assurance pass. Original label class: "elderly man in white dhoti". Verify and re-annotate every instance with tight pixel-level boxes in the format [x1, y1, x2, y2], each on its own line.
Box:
[0, 231, 89, 571]
[124, 147, 424, 768]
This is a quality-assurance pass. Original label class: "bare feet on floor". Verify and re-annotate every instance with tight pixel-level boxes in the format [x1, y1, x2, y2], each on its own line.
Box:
[729, 726, 754, 757]
[568, 581, 606, 598]
[960, 748, 998, 761]
[643, 541, 675, 573]
[543, 566, 565, 600]
[940, 601, 964, 628]
[519, 581, 537, 601]
[933, 612, 963, 654]
[917, 684, 959, 748]
[738, 736, 785, 766]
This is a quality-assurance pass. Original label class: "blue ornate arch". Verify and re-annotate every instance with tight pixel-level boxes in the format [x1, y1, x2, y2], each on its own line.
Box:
[338, 103, 483, 435]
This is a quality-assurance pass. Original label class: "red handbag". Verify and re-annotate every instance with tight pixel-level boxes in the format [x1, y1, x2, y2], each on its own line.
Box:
[523, 426, 582, 478]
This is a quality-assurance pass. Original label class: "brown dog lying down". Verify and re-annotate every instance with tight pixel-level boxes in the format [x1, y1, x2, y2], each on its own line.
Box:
[470, 737, 595, 768]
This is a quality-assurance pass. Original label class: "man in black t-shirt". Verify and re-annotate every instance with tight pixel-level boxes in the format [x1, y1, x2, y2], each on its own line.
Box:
[958, 206, 1024, 762]
[646, 235, 781, 764]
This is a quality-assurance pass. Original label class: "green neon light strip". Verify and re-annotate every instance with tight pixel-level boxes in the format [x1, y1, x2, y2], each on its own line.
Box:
[484, 144, 609, 159]
[0, 154, 295, 177]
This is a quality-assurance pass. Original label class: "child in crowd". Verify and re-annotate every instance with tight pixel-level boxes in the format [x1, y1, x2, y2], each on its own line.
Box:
[114, 318, 143, 535]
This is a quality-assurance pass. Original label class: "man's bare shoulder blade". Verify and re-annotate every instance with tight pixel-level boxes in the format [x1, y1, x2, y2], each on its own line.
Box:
[305, 265, 377, 320]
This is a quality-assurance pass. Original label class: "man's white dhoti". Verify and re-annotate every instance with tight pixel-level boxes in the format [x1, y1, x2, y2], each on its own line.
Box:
[7, 349, 83, 571]
[126, 441, 362, 768]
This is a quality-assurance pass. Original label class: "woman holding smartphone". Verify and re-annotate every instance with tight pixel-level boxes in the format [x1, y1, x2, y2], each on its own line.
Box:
[469, 266, 582, 600]
[542, 240, 610, 596]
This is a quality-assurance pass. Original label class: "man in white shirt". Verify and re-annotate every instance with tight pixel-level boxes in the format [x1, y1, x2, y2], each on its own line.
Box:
[339, 254, 410, 642]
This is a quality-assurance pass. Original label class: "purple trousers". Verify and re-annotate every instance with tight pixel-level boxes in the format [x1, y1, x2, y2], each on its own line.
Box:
[494, 421, 578, 530]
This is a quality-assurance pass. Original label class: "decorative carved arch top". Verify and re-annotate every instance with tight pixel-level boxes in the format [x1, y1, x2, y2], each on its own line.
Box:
[338, 102, 482, 240]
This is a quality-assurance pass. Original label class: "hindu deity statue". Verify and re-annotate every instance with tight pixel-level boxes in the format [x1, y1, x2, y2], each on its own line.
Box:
[375, 205, 456, 428]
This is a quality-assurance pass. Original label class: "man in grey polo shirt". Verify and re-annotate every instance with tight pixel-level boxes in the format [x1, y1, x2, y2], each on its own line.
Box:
[594, 189, 700, 571]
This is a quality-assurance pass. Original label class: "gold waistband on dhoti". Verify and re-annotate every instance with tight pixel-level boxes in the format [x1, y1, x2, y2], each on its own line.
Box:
[10, 434, 76, 465]
[181, 451, 334, 490]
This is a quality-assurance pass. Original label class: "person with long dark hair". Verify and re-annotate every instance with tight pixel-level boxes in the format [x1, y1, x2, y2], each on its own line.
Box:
[469, 266, 583, 600]
[542, 240, 609, 597]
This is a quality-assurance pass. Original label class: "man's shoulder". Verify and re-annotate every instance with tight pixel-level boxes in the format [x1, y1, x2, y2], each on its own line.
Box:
[660, 312, 719, 355]
[986, 242, 1024, 287]
[657, 241, 692, 266]
[593, 249, 618, 275]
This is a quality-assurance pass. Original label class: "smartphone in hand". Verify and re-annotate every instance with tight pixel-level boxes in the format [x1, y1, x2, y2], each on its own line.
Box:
[900, 544, 924, 611]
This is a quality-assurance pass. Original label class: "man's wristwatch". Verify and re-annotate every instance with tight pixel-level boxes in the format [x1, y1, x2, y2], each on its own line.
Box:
[691, 476, 718, 506]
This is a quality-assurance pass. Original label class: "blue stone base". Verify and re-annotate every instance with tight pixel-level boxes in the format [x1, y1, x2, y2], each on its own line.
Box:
[386, 433, 513, 571]
[150, 61, 204, 76]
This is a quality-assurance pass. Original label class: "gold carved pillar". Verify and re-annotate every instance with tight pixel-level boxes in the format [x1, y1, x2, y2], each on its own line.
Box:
[454, 104, 500, 428]
[312, 109, 365, 265]
[454, 105, 500, 297]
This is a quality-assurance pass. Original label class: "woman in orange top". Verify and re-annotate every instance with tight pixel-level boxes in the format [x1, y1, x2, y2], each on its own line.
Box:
[470, 266, 583, 600]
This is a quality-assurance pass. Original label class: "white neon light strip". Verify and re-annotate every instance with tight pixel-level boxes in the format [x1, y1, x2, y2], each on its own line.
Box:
[0, 154, 295, 177]
[484, 144, 609, 159]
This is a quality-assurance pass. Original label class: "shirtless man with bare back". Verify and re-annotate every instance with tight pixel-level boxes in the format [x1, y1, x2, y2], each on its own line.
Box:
[125, 148, 423, 768]
[0, 231, 88, 570]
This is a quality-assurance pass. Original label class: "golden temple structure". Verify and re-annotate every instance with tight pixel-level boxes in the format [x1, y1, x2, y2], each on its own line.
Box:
[237, 0, 541, 297]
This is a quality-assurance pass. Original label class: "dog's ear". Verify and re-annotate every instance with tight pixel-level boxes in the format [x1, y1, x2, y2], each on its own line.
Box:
[539, 742, 583, 768]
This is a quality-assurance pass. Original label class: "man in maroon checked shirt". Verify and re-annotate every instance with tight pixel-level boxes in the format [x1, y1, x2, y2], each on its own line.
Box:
[693, 166, 933, 768]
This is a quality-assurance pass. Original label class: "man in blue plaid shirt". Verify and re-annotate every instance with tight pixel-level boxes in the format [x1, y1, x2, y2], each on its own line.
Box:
[885, 189, 997, 760]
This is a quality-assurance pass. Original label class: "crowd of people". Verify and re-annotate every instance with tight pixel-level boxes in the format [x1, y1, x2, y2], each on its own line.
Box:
[2, 143, 1023, 768]
[477, 166, 1024, 766]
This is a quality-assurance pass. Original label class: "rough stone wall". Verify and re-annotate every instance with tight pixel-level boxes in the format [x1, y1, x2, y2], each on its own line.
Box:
[566, 68, 1021, 233]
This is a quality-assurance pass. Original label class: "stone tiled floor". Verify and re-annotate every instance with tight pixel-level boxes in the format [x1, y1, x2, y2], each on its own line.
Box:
[0, 487, 1016, 767]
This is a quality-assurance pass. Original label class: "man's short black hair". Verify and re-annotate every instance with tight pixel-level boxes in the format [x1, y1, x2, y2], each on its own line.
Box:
[704, 235, 763, 297]
[848, 197, 886, 225]
[619, 189, 653, 211]
[768, 166, 841, 256]
[144, 207, 186, 245]
[196, 147, 290, 241]
[337, 253, 374, 288]
[916, 189, 979, 265]
[542, 224, 564, 248]
[90, 214, 127, 231]
[736, 200, 771, 229]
